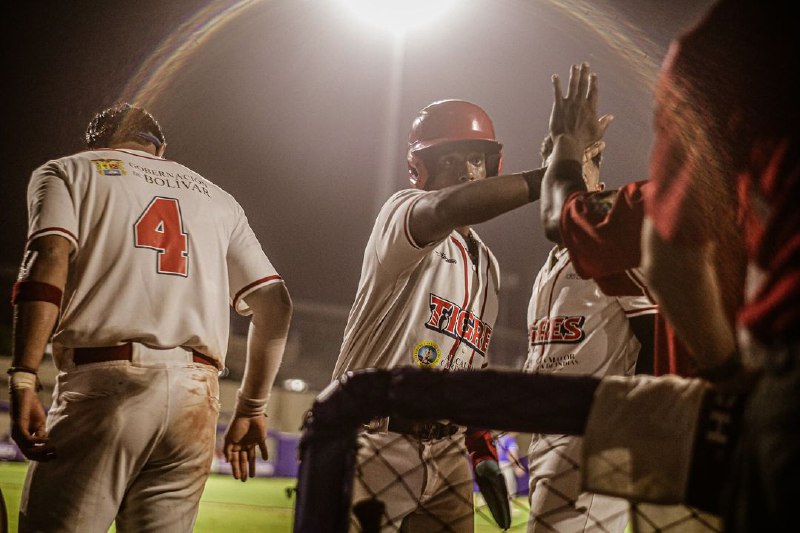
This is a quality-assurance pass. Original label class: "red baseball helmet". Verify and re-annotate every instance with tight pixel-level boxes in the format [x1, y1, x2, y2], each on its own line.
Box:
[407, 99, 503, 189]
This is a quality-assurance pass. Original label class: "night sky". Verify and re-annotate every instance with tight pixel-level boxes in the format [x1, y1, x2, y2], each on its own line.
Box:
[4, 0, 714, 389]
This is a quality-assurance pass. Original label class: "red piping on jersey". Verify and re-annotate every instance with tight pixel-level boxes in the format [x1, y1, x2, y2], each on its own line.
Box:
[625, 269, 657, 302]
[403, 195, 426, 250]
[232, 275, 282, 309]
[445, 235, 471, 369]
[468, 242, 492, 369]
[28, 227, 78, 244]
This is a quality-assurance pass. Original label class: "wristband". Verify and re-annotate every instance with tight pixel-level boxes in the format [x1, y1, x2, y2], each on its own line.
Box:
[8, 369, 41, 392]
[11, 280, 63, 307]
[7, 365, 39, 375]
[521, 169, 545, 202]
[233, 389, 269, 417]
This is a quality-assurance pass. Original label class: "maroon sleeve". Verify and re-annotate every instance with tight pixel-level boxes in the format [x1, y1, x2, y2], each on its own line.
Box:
[560, 181, 648, 295]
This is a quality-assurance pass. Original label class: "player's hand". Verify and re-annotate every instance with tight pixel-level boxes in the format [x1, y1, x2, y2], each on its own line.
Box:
[549, 62, 613, 150]
[223, 414, 268, 482]
[10, 388, 55, 461]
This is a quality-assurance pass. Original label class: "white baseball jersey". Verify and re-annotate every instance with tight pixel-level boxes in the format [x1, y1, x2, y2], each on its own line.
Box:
[26, 148, 281, 368]
[524, 246, 656, 377]
[333, 188, 500, 379]
[524, 245, 656, 533]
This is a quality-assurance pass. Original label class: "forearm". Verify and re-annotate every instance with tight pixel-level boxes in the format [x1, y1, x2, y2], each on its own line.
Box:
[235, 284, 292, 416]
[237, 326, 288, 412]
[12, 236, 70, 370]
[641, 218, 735, 367]
[12, 303, 60, 370]
[540, 134, 586, 244]
[410, 171, 542, 245]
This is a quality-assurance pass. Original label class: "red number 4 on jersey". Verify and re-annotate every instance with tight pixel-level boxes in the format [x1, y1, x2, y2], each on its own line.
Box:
[134, 196, 189, 277]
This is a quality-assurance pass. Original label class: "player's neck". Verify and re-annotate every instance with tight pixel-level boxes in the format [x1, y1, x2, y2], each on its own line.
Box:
[111, 141, 159, 156]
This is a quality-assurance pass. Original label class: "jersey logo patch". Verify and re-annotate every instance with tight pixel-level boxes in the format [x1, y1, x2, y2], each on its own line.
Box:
[529, 316, 586, 346]
[425, 293, 493, 355]
[92, 159, 126, 176]
[412, 341, 441, 368]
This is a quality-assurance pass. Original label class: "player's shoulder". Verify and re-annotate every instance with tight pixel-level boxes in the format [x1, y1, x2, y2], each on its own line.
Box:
[375, 188, 426, 224]
[385, 188, 425, 207]
[30, 149, 101, 182]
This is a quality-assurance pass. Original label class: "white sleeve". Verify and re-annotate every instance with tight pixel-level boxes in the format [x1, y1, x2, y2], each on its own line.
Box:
[617, 294, 658, 318]
[371, 189, 441, 274]
[227, 204, 282, 316]
[27, 160, 80, 251]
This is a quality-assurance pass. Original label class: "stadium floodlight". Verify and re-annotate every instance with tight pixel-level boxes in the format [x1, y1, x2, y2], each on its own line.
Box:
[340, 0, 457, 34]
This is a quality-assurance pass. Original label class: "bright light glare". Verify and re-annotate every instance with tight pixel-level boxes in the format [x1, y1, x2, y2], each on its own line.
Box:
[341, 0, 456, 34]
[283, 378, 309, 393]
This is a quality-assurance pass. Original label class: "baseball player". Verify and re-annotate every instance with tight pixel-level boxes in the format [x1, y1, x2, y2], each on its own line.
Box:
[332, 99, 543, 532]
[8, 103, 292, 532]
[523, 64, 657, 533]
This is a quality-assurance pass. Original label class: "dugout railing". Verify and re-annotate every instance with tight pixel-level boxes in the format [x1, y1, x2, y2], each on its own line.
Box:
[293, 368, 741, 533]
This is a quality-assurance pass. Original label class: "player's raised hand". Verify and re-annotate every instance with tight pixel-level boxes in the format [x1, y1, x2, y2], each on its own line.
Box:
[549, 63, 613, 150]
[223, 414, 269, 482]
[10, 388, 55, 461]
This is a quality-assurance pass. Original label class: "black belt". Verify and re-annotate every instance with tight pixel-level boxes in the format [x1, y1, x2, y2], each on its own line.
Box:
[388, 417, 460, 440]
[72, 343, 219, 369]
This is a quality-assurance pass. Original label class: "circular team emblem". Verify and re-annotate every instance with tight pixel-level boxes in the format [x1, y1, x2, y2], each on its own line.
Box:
[412, 341, 441, 368]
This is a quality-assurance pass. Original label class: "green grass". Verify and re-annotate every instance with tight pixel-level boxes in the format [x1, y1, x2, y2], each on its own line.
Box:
[0, 461, 527, 532]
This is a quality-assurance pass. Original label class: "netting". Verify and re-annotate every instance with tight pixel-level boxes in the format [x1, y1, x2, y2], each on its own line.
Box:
[293, 368, 740, 533]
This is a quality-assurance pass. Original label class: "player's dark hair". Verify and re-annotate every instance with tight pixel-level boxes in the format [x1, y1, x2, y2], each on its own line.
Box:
[85, 102, 165, 149]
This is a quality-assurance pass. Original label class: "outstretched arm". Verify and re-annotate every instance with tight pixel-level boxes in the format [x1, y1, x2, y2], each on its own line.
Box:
[540, 63, 613, 244]
[409, 171, 544, 246]
[223, 282, 293, 481]
[10, 235, 70, 461]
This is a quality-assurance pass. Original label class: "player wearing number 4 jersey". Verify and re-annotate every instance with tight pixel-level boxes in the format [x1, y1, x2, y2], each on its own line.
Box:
[9, 103, 292, 532]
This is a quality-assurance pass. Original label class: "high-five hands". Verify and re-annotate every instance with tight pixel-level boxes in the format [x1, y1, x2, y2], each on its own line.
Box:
[549, 63, 614, 149]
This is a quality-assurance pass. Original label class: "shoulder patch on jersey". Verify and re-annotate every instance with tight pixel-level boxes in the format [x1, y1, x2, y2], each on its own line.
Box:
[92, 159, 126, 176]
[412, 341, 441, 368]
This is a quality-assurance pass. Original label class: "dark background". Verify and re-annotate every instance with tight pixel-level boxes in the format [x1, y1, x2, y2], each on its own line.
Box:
[3, 0, 714, 390]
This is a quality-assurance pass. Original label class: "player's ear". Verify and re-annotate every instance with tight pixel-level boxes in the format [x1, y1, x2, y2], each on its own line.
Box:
[598, 182, 605, 191]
